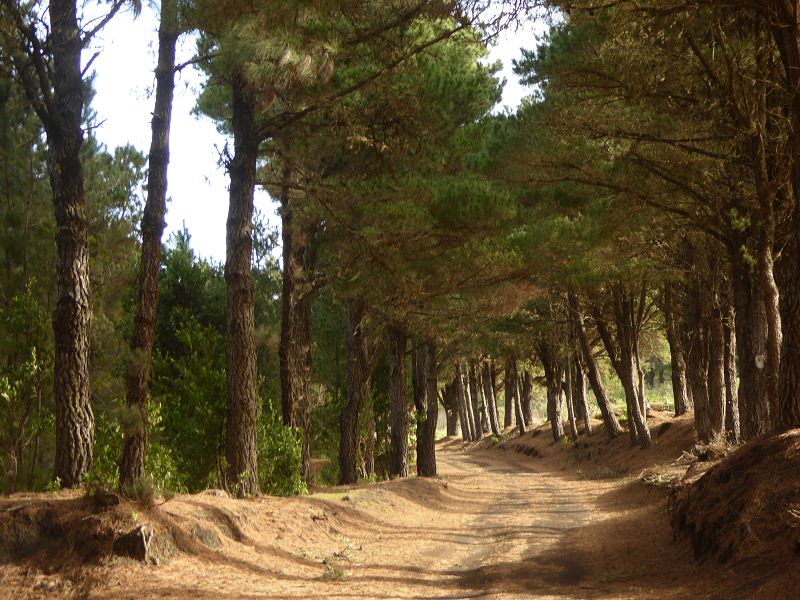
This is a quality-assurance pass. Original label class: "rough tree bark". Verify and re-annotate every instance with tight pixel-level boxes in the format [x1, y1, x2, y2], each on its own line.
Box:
[538, 341, 564, 442]
[729, 245, 771, 438]
[707, 306, 728, 440]
[279, 164, 314, 482]
[567, 292, 622, 440]
[224, 74, 260, 497]
[614, 288, 651, 448]
[758, 223, 782, 423]
[388, 327, 408, 478]
[411, 346, 429, 467]
[509, 359, 526, 434]
[455, 364, 471, 441]
[503, 358, 514, 428]
[723, 305, 740, 443]
[593, 287, 651, 449]
[565, 356, 578, 441]
[460, 363, 478, 441]
[120, 0, 179, 487]
[418, 342, 438, 476]
[482, 359, 502, 437]
[574, 359, 592, 436]
[521, 370, 534, 427]
[684, 245, 728, 442]
[339, 301, 370, 485]
[442, 383, 459, 436]
[764, 5, 800, 429]
[663, 283, 692, 417]
[461, 364, 481, 442]
[685, 288, 712, 443]
[469, 363, 489, 435]
[12, 0, 97, 487]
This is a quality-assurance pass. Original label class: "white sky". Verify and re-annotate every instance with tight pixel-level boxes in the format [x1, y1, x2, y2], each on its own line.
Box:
[87, 6, 546, 263]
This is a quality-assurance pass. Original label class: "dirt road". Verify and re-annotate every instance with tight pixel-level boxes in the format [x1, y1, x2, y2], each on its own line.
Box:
[5, 424, 784, 599]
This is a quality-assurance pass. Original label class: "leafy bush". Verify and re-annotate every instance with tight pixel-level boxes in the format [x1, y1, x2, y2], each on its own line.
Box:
[258, 404, 307, 496]
[153, 318, 227, 491]
[89, 411, 123, 490]
[0, 288, 53, 492]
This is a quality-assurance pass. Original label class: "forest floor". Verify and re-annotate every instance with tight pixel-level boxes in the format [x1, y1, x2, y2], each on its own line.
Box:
[2, 411, 799, 599]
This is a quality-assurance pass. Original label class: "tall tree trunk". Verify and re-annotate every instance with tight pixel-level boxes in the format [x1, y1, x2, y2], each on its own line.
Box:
[547, 373, 564, 442]
[616, 292, 651, 448]
[684, 246, 733, 443]
[512, 360, 526, 434]
[461, 363, 478, 440]
[417, 342, 438, 477]
[634, 338, 647, 422]
[768, 8, 800, 428]
[538, 341, 564, 442]
[568, 292, 622, 440]
[279, 165, 314, 482]
[470, 363, 489, 435]
[442, 384, 459, 436]
[361, 406, 375, 479]
[461, 365, 481, 442]
[411, 345, 430, 468]
[482, 359, 502, 437]
[685, 265, 712, 442]
[339, 301, 370, 485]
[619, 355, 643, 447]
[723, 305, 740, 443]
[120, 1, 178, 487]
[574, 359, 592, 436]
[505, 358, 524, 433]
[730, 245, 771, 438]
[597, 287, 651, 448]
[758, 225, 782, 423]
[521, 370, 534, 427]
[664, 283, 692, 417]
[455, 365, 471, 441]
[777, 247, 800, 427]
[565, 355, 578, 441]
[41, 0, 94, 487]
[707, 304, 727, 441]
[491, 361, 501, 424]
[388, 327, 408, 479]
[224, 75, 259, 497]
[503, 358, 514, 428]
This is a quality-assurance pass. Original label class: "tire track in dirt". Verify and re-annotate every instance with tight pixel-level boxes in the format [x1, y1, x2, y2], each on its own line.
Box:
[418, 448, 598, 599]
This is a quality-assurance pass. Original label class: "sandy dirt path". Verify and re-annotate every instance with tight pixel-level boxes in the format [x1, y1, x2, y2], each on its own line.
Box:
[84, 441, 690, 599]
[6, 426, 782, 599]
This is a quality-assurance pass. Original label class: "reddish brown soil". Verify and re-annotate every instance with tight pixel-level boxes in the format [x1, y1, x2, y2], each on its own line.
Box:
[1, 411, 798, 599]
[671, 429, 800, 575]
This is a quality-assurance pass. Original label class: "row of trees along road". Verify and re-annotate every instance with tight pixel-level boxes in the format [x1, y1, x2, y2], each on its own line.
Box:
[4, 0, 800, 497]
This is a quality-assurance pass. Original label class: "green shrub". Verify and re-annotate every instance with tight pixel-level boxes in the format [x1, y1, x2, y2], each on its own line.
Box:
[153, 318, 227, 491]
[258, 404, 307, 496]
[89, 410, 123, 490]
[317, 460, 341, 487]
[145, 439, 187, 496]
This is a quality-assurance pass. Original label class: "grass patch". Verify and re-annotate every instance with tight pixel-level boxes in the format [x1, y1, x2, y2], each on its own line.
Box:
[642, 472, 679, 489]
[321, 557, 347, 581]
[311, 490, 365, 502]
